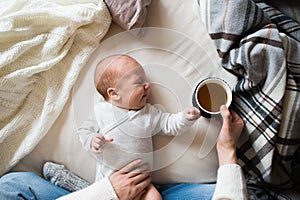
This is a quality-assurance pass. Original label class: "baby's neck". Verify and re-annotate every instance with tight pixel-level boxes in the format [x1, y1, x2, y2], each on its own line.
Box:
[105, 100, 130, 112]
[106, 100, 144, 112]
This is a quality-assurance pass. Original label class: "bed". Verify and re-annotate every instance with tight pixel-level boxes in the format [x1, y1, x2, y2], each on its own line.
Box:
[1, 0, 300, 198]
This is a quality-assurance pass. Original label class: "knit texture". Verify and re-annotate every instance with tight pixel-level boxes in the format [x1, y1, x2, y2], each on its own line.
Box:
[0, 0, 112, 175]
[43, 162, 91, 192]
[199, 0, 300, 187]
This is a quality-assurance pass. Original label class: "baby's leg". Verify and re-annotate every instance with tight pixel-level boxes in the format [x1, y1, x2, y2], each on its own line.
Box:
[142, 183, 162, 200]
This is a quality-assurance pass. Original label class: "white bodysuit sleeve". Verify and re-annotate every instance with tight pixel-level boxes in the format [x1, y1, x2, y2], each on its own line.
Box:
[77, 113, 99, 152]
[149, 105, 195, 136]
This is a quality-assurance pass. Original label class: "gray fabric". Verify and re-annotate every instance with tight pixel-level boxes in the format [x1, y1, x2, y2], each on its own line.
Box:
[200, 0, 300, 190]
[104, 0, 152, 35]
[43, 162, 91, 192]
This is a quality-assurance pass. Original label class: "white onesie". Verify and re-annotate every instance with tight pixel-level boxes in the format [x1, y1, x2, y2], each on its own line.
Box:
[78, 102, 195, 182]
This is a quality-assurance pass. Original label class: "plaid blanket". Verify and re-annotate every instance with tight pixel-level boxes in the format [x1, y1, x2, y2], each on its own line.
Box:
[200, 0, 300, 187]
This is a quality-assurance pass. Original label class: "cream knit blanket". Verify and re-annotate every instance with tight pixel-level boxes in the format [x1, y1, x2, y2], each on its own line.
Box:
[0, 0, 111, 175]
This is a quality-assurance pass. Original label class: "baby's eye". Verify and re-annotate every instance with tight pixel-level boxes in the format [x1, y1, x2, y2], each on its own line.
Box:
[135, 79, 144, 85]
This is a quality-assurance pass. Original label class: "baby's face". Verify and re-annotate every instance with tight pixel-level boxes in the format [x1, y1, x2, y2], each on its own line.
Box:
[116, 65, 150, 110]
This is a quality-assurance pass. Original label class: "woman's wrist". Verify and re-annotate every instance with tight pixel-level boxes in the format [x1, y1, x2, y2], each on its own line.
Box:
[216, 145, 237, 166]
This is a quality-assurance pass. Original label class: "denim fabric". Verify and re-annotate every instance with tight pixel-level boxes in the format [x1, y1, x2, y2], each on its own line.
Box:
[0, 172, 70, 200]
[0, 172, 217, 200]
[158, 183, 215, 200]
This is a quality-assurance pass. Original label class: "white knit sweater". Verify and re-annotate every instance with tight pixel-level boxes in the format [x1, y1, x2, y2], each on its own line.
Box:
[0, 0, 111, 175]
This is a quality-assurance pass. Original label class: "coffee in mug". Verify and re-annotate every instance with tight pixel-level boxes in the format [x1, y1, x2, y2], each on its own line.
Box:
[192, 77, 232, 118]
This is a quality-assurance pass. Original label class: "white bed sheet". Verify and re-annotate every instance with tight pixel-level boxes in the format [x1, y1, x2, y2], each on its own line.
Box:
[12, 0, 237, 184]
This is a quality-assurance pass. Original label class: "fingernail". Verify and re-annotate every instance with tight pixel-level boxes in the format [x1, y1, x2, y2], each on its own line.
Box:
[220, 105, 226, 111]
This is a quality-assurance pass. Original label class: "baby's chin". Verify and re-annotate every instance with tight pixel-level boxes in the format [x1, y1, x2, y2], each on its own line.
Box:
[129, 103, 146, 111]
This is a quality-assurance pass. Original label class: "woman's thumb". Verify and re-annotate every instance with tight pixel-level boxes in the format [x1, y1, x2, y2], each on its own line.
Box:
[220, 105, 231, 123]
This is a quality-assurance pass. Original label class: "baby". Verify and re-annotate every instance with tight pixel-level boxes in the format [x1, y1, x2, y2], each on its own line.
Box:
[44, 54, 201, 199]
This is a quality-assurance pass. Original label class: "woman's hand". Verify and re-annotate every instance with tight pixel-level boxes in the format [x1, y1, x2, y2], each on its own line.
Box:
[216, 105, 244, 166]
[109, 159, 152, 200]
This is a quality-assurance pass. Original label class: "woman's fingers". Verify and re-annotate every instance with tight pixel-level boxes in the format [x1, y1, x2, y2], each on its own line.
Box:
[109, 160, 152, 200]
[117, 160, 151, 184]
[127, 163, 150, 177]
[118, 159, 143, 174]
[133, 172, 151, 185]
[220, 105, 231, 124]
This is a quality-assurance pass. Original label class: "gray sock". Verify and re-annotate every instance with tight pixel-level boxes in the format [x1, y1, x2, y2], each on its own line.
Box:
[43, 162, 91, 192]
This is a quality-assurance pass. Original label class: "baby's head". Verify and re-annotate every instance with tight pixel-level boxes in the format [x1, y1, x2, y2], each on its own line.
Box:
[94, 55, 150, 110]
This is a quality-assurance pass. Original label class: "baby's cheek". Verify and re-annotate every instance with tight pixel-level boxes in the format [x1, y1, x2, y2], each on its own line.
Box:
[129, 94, 139, 104]
[129, 92, 143, 107]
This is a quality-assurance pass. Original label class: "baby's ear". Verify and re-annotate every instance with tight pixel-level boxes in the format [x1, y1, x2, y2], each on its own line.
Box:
[107, 88, 120, 100]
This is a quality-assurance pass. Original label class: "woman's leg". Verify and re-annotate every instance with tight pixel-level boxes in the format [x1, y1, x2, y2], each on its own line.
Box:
[0, 172, 70, 199]
[158, 183, 216, 200]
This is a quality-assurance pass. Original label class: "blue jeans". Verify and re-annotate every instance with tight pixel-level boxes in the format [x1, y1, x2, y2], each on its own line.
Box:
[0, 172, 70, 200]
[0, 172, 216, 200]
[158, 183, 215, 200]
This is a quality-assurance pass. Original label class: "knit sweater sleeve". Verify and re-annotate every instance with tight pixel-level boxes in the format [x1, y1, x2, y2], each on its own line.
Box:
[57, 177, 118, 200]
[212, 164, 248, 200]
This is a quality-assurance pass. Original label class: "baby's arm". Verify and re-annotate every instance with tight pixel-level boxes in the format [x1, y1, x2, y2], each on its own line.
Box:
[77, 113, 112, 153]
[184, 106, 201, 121]
[150, 105, 200, 136]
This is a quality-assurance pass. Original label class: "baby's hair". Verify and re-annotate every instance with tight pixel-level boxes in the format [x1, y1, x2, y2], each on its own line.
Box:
[94, 54, 132, 100]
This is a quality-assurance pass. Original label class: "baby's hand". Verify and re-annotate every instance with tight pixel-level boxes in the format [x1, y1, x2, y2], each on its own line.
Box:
[184, 107, 201, 121]
[91, 134, 113, 154]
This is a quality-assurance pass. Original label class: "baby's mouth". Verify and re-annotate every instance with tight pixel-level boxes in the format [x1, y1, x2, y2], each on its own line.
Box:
[142, 93, 148, 99]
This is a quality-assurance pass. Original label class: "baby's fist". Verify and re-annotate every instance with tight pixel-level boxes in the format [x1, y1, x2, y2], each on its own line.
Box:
[184, 107, 201, 121]
[91, 134, 113, 154]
